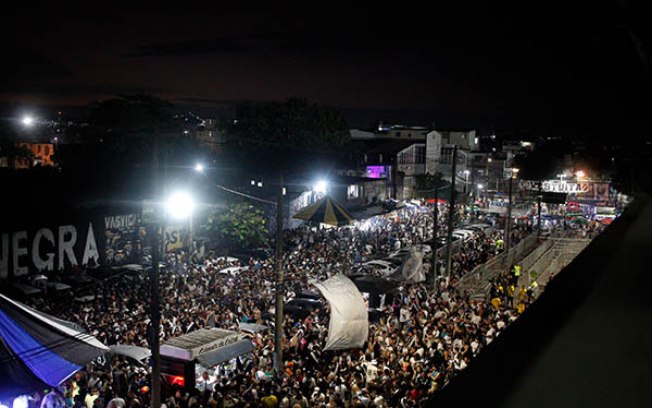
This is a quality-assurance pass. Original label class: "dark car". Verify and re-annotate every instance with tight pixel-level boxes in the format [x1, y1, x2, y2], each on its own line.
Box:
[284, 297, 324, 318]
[231, 247, 273, 263]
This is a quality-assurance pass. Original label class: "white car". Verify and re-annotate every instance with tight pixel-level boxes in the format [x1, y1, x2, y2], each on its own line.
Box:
[453, 229, 475, 241]
[388, 244, 432, 261]
[361, 260, 398, 277]
[219, 266, 249, 276]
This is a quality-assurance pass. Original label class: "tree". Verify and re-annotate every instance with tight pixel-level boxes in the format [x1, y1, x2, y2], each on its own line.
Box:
[512, 143, 564, 181]
[200, 202, 269, 250]
[223, 97, 351, 152]
[413, 172, 446, 199]
[86, 93, 179, 138]
[59, 94, 204, 199]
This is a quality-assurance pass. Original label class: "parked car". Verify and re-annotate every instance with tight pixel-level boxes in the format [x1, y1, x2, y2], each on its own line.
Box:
[230, 247, 273, 262]
[453, 229, 475, 241]
[461, 225, 485, 233]
[2, 283, 43, 301]
[284, 297, 324, 318]
[360, 260, 399, 277]
[387, 244, 432, 262]
[219, 266, 249, 276]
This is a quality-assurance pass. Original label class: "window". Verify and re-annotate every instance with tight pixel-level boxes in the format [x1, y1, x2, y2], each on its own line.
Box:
[348, 185, 360, 200]
[416, 146, 426, 163]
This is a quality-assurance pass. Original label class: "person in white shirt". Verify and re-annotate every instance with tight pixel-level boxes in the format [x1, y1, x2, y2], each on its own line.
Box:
[197, 371, 214, 393]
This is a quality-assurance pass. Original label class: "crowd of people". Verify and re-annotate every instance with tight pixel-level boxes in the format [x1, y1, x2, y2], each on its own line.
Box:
[14, 203, 590, 408]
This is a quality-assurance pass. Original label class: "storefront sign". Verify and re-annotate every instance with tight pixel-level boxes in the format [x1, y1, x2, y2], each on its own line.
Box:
[521, 180, 589, 194]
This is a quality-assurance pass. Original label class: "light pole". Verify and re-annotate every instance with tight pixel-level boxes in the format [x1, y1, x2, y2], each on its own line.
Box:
[504, 167, 519, 253]
[446, 145, 458, 280]
[536, 182, 543, 240]
[486, 157, 491, 185]
[150, 191, 195, 408]
[476, 183, 484, 203]
[274, 174, 285, 377]
[463, 170, 470, 199]
[430, 183, 449, 291]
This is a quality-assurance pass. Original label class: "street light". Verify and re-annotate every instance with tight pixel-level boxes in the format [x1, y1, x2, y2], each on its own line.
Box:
[165, 191, 195, 220]
[575, 170, 586, 180]
[194, 163, 204, 173]
[151, 191, 195, 408]
[312, 180, 328, 204]
[21, 115, 35, 127]
[314, 180, 328, 194]
[505, 167, 519, 253]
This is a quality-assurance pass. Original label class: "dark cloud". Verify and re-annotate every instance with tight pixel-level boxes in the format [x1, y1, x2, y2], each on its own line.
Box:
[133, 38, 253, 57]
[0, 5, 650, 136]
[0, 47, 73, 82]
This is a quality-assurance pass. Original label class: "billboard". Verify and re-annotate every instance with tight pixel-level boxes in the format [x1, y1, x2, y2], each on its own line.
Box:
[366, 165, 388, 179]
[0, 206, 150, 280]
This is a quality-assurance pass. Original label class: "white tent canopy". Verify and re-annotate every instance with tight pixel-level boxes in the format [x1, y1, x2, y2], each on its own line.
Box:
[314, 274, 368, 350]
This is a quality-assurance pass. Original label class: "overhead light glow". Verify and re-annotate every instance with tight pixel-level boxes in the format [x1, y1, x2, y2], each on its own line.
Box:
[21, 116, 34, 126]
[194, 163, 204, 172]
[314, 180, 328, 194]
[166, 191, 195, 220]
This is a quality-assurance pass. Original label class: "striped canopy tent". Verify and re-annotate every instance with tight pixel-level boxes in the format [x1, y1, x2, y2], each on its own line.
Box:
[293, 196, 355, 227]
[0, 294, 109, 399]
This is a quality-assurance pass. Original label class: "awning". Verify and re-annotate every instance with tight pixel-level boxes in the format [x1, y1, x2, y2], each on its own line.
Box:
[195, 339, 254, 367]
[293, 195, 355, 227]
[0, 294, 108, 399]
[109, 345, 151, 364]
[238, 322, 268, 334]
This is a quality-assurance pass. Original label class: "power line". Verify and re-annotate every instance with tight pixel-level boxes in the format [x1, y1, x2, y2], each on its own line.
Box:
[212, 182, 277, 206]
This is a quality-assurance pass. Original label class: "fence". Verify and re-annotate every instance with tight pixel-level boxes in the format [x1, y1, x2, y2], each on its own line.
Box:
[519, 238, 590, 299]
[456, 231, 540, 296]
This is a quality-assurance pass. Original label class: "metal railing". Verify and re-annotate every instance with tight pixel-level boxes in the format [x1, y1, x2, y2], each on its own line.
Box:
[525, 238, 590, 299]
[456, 231, 540, 295]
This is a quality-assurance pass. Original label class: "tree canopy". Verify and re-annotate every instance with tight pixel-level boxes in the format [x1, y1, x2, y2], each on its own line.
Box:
[223, 97, 351, 152]
[199, 202, 269, 250]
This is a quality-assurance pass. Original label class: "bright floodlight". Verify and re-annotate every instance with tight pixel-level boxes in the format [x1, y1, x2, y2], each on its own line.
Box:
[194, 163, 204, 172]
[477, 183, 484, 189]
[576, 170, 585, 179]
[22, 116, 34, 126]
[463, 170, 470, 175]
[314, 180, 328, 194]
[166, 191, 195, 220]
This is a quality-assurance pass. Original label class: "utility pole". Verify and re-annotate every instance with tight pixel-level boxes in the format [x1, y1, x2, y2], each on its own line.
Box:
[150, 141, 162, 408]
[505, 168, 518, 252]
[274, 174, 285, 376]
[446, 146, 457, 280]
[431, 184, 439, 291]
[505, 172, 513, 252]
[150, 224, 162, 408]
[536, 181, 542, 240]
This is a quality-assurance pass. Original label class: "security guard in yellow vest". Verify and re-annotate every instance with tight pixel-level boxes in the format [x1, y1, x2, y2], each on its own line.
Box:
[512, 264, 522, 285]
[495, 238, 504, 254]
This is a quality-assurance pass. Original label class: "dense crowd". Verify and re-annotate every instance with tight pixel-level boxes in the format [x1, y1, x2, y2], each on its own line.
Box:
[17, 204, 574, 408]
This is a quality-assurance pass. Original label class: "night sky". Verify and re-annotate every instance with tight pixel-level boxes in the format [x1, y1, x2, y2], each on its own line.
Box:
[1, 3, 650, 135]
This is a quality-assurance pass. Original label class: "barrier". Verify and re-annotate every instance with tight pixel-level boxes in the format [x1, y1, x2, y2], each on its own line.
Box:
[456, 232, 540, 296]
